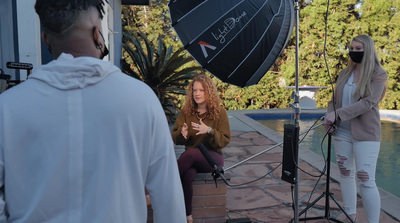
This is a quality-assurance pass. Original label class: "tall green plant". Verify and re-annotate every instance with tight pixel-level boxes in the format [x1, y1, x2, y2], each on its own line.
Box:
[121, 30, 203, 123]
[122, 1, 179, 49]
[122, 0, 400, 111]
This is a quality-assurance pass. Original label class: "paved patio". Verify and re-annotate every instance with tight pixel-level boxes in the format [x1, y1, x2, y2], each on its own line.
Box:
[220, 109, 400, 223]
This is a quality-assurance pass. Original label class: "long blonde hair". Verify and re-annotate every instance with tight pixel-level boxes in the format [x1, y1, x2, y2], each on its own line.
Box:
[181, 75, 221, 120]
[337, 35, 383, 99]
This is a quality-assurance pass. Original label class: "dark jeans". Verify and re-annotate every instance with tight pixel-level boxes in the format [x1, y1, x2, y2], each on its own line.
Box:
[177, 148, 224, 216]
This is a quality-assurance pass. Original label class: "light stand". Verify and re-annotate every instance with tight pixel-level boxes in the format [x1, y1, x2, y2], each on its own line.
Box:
[291, 133, 354, 223]
[288, 1, 354, 222]
[289, 1, 347, 220]
[289, 0, 301, 222]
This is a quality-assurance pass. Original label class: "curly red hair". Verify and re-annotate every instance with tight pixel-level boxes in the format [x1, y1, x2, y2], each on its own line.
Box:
[181, 75, 221, 120]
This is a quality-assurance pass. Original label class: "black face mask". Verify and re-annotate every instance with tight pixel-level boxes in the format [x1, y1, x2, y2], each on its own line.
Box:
[349, 51, 364, 64]
[100, 45, 109, 60]
[94, 28, 109, 59]
[98, 31, 109, 59]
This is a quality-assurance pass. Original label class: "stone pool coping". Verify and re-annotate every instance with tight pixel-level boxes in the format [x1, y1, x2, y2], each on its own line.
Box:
[227, 108, 400, 221]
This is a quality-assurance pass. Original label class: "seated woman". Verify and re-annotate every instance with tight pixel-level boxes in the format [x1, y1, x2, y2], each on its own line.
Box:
[171, 75, 231, 223]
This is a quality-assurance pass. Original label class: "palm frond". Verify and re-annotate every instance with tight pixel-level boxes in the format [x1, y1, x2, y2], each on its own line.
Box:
[122, 30, 203, 123]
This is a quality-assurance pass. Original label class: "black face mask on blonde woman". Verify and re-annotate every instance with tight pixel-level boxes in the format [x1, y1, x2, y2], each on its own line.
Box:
[349, 51, 364, 64]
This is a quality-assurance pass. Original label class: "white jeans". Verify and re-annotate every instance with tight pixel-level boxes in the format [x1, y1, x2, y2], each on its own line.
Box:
[333, 122, 381, 223]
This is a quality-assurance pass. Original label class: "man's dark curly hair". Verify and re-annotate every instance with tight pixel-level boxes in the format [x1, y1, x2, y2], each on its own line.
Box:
[35, 0, 108, 34]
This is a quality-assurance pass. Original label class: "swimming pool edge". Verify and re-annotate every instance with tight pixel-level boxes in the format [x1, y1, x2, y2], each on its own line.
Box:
[227, 108, 400, 221]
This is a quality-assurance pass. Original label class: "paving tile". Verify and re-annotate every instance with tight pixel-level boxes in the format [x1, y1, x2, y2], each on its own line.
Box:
[238, 132, 265, 139]
[227, 187, 282, 211]
[225, 146, 250, 156]
[228, 176, 277, 188]
[252, 137, 276, 146]
[242, 145, 282, 155]
[229, 137, 256, 147]
[223, 130, 399, 223]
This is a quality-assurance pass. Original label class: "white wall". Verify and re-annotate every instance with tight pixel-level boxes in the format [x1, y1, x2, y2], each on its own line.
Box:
[103, 3, 113, 64]
[16, 0, 41, 80]
[111, 0, 123, 68]
[100, 0, 123, 67]
[1, 0, 122, 82]
[0, 0, 17, 78]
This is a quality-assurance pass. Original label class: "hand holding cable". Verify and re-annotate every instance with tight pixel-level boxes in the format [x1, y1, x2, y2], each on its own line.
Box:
[323, 111, 337, 134]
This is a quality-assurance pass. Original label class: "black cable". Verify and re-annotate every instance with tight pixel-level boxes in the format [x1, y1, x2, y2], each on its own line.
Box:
[291, 115, 326, 178]
[225, 163, 282, 187]
[226, 114, 328, 188]
[302, 0, 333, 221]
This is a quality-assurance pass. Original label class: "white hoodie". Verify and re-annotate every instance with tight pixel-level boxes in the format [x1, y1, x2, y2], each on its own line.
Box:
[0, 54, 186, 223]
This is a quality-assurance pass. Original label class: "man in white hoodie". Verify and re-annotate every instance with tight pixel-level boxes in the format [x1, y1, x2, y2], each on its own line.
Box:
[0, 1, 186, 222]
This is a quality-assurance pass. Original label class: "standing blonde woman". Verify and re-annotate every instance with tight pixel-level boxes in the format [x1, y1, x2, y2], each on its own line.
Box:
[171, 75, 231, 223]
[324, 35, 387, 223]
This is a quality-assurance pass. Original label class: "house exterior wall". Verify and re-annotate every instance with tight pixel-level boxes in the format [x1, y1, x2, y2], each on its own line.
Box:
[0, 0, 18, 79]
[15, 0, 42, 81]
[0, 0, 123, 83]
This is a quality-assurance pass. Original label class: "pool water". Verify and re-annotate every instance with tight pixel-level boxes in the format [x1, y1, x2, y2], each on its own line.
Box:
[249, 114, 400, 199]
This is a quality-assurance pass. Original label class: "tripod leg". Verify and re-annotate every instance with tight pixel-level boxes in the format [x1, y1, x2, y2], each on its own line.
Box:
[328, 193, 355, 223]
[293, 134, 354, 223]
[289, 192, 325, 223]
[299, 193, 325, 217]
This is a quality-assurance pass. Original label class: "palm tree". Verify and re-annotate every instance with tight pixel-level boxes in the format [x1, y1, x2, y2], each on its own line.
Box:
[121, 30, 203, 123]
